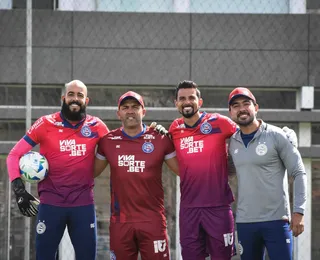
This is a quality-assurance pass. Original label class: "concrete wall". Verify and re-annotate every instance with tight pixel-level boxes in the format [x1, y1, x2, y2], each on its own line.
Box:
[0, 10, 319, 87]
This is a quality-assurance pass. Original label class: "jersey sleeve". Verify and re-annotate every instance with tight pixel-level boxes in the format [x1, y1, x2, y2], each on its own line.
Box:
[96, 118, 110, 137]
[96, 136, 108, 160]
[25, 116, 47, 145]
[162, 135, 176, 160]
[274, 130, 307, 214]
[169, 119, 179, 134]
[7, 138, 34, 181]
[218, 115, 238, 137]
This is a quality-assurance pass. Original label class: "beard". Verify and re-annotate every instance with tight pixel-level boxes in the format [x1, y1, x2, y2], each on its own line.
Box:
[234, 113, 255, 126]
[180, 106, 199, 119]
[123, 118, 140, 128]
[61, 99, 86, 121]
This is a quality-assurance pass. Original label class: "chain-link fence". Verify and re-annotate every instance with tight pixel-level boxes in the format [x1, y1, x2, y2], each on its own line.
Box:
[1, 0, 320, 259]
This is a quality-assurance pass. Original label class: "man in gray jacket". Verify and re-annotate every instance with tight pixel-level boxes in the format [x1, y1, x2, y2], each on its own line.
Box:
[228, 87, 307, 260]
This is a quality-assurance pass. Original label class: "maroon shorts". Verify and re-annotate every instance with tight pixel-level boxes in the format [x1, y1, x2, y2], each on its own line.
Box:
[180, 206, 235, 260]
[109, 221, 170, 260]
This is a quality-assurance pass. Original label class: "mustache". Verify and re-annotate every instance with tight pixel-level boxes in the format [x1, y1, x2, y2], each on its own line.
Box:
[237, 112, 249, 117]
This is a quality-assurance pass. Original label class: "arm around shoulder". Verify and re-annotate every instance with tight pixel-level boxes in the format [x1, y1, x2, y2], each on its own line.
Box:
[94, 156, 108, 178]
[164, 156, 180, 176]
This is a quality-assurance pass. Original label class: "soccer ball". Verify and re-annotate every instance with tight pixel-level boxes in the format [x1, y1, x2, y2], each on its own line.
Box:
[19, 151, 49, 184]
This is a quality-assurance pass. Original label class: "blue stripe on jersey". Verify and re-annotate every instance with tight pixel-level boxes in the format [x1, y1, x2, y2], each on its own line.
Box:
[23, 135, 37, 147]
[185, 112, 207, 128]
[240, 130, 258, 148]
[211, 127, 222, 134]
[121, 124, 146, 139]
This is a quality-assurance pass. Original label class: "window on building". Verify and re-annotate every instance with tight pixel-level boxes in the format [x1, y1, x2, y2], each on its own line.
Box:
[57, 0, 294, 13]
[312, 124, 320, 145]
[314, 89, 320, 110]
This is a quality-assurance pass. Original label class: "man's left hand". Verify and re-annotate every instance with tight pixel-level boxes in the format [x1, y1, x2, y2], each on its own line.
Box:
[150, 122, 170, 137]
[290, 212, 304, 237]
[282, 126, 298, 148]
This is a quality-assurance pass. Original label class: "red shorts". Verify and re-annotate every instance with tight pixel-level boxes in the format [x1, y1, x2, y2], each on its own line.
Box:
[109, 221, 170, 260]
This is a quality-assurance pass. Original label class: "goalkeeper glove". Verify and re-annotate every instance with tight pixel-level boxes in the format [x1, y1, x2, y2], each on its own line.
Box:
[150, 122, 170, 137]
[12, 178, 39, 217]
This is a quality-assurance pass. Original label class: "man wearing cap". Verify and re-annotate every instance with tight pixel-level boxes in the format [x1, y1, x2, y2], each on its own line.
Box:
[152, 81, 299, 260]
[94, 91, 179, 260]
[228, 87, 307, 260]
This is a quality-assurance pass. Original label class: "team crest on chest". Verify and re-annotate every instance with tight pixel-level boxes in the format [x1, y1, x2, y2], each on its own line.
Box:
[200, 122, 212, 134]
[81, 125, 91, 137]
[256, 143, 268, 156]
[142, 142, 154, 153]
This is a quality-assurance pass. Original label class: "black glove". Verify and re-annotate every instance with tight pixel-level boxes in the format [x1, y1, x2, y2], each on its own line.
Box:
[12, 178, 39, 217]
[150, 122, 170, 137]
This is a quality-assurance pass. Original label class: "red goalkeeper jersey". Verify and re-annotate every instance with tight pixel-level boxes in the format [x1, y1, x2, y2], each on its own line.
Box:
[169, 112, 237, 208]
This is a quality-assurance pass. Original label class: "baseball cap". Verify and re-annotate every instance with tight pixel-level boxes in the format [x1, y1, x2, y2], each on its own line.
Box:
[118, 91, 145, 108]
[228, 87, 256, 105]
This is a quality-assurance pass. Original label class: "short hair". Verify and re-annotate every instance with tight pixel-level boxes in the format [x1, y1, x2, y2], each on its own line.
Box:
[175, 80, 201, 99]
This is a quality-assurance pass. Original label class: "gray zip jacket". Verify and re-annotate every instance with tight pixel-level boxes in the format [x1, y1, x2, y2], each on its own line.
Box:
[229, 120, 307, 223]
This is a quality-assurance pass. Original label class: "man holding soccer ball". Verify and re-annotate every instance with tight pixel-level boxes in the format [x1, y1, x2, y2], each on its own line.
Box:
[6, 80, 109, 260]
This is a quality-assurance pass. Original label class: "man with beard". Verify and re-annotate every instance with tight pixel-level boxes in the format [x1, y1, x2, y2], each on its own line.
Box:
[153, 82, 299, 260]
[168, 80, 238, 260]
[94, 91, 179, 260]
[227, 87, 306, 260]
[7, 79, 109, 260]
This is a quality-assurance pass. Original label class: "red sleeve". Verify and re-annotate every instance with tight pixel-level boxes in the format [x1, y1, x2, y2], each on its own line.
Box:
[162, 135, 175, 156]
[97, 136, 107, 158]
[7, 139, 33, 181]
[219, 115, 238, 138]
[26, 116, 47, 144]
[169, 120, 177, 133]
[96, 118, 110, 138]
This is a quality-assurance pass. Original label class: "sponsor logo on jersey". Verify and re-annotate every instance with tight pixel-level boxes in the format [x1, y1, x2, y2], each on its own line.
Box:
[60, 139, 87, 157]
[36, 221, 46, 235]
[81, 125, 92, 137]
[142, 142, 154, 153]
[200, 122, 212, 134]
[118, 155, 145, 172]
[223, 232, 233, 247]
[180, 136, 204, 154]
[144, 134, 155, 140]
[256, 143, 268, 156]
[111, 136, 122, 140]
[54, 122, 64, 126]
[27, 117, 44, 134]
[153, 240, 166, 253]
